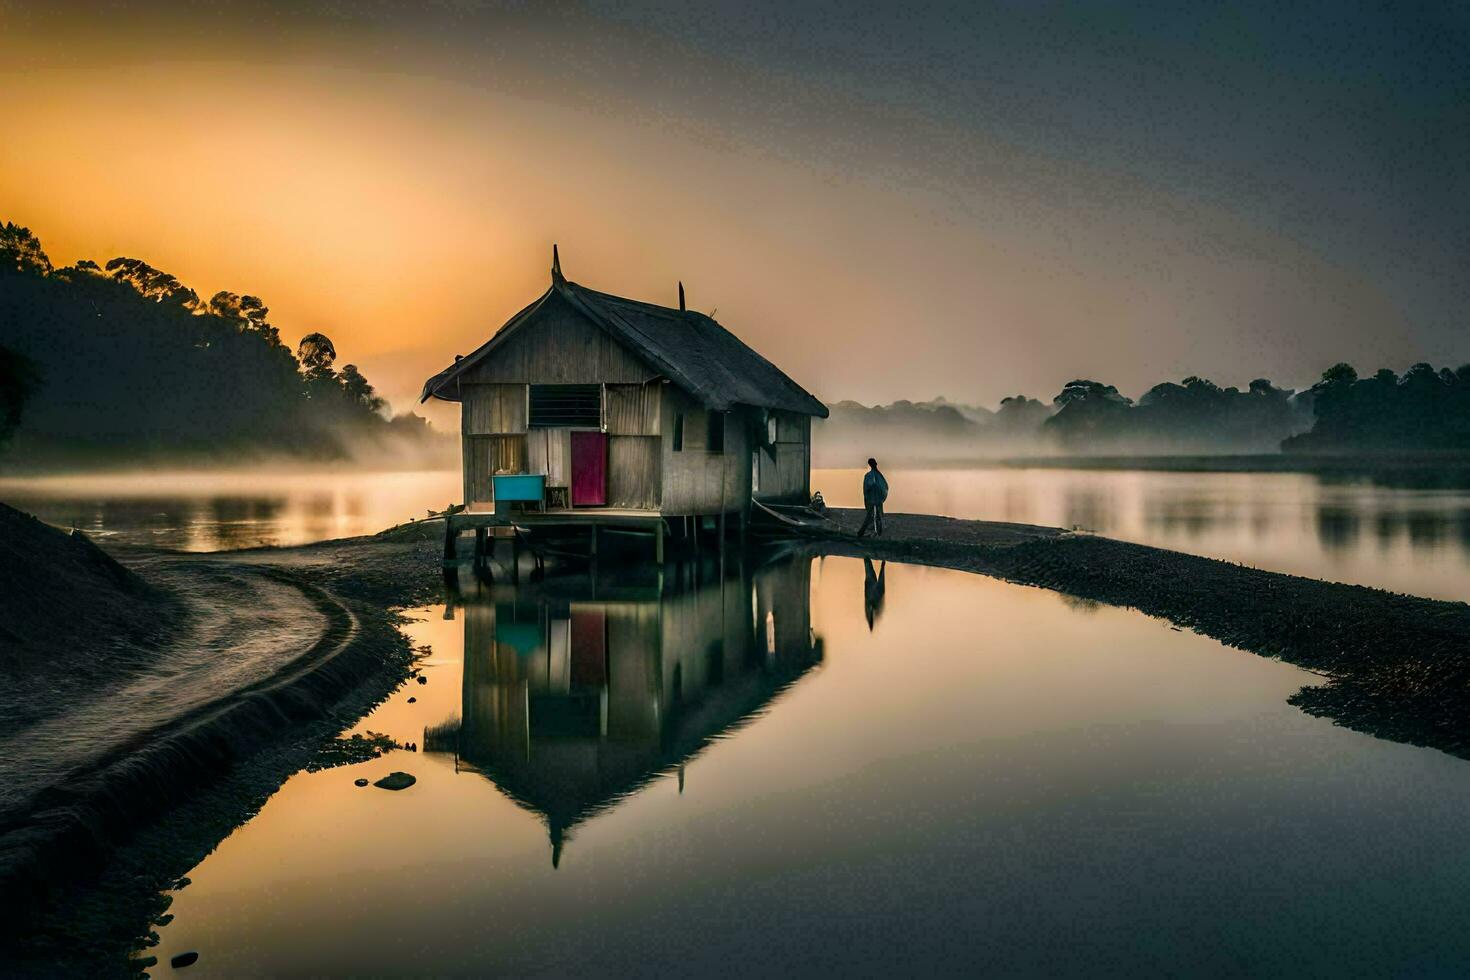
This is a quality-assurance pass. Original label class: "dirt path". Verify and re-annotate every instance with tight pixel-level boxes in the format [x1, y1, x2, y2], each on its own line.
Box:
[0, 542, 450, 968]
[0, 561, 330, 813]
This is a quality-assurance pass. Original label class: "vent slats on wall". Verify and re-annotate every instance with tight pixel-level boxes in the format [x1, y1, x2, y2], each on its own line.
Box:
[529, 384, 602, 428]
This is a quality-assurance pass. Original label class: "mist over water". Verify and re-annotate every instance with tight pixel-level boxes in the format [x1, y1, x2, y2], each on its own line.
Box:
[9, 464, 1466, 597]
[0, 469, 462, 551]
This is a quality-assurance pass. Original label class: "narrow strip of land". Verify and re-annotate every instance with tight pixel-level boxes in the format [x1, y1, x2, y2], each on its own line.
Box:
[0, 510, 447, 972]
[818, 508, 1470, 759]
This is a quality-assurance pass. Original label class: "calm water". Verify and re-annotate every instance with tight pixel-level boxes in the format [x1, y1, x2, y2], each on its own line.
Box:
[6, 464, 1470, 598]
[148, 555, 1470, 976]
[0, 469, 462, 551]
[818, 466, 1470, 601]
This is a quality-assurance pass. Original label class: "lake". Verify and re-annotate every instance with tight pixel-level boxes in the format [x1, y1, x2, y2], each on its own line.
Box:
[7, 463, 1470, 599]
[146, 554, 1470, 975]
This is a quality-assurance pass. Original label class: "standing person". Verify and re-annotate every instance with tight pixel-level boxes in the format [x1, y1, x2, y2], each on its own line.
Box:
[857, 457, 888, 537]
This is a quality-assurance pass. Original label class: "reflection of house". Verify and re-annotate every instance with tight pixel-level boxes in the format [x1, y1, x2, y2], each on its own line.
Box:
[419, 249, 827, 527]
[427, 554, 822, 866]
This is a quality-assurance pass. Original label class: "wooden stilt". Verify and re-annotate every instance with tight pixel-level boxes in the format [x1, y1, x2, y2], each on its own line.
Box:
[655, 519, 665, 564]
[442, 565, 458, 614]
[511, 531, 521, 585]
[474, 526, 493, 581]
[443, 517, 458, 561]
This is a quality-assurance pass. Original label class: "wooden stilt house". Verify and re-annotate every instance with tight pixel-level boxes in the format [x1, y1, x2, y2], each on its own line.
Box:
[420, 248, 828, 543]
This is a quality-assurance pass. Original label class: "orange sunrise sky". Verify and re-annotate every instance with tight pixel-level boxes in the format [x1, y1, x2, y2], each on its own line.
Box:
[3, 3, 1461, 429]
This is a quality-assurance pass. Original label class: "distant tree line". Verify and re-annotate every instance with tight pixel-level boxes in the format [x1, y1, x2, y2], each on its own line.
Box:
[0, 221, 447, 466]
[1043, 375, 1310, 453]
[1283, 362, 1470, 453]
[818, 378, 1311, 462]
[820, 358, 1470, 463]
[1041, 361, 1470, 456]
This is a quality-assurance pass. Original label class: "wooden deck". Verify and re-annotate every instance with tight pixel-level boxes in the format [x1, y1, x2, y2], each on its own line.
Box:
[460, 506, 662, 523]
[445, 506, 670, 566]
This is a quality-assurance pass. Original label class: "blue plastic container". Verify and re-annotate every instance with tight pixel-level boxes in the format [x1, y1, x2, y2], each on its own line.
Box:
[492, 473, 545, 503]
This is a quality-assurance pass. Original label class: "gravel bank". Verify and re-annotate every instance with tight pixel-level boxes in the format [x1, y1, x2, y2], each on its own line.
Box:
[822, 508, 1470, 759]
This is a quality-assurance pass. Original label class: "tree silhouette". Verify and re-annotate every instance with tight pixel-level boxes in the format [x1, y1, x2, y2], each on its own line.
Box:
[104, 257, 199, 308]
[0, 217, 445, 465]
[1044, 374, 1308, 452]
[338, 364, 385, 414]
[0, 223, 52, 277]
[297, 332, 337, 377]
[0, 344, 41, 449]
[1045, 380, 1135, 447]
[206, 291, 282, 346]
[1283, 361, 1470, 453]
[993, 395, 1050, 434]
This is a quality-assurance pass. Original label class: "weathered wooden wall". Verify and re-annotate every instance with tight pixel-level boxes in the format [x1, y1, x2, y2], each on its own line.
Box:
[606, 380, 662, 510]
[753, 411, 810, 504]
[775, 411, 808, 445]
[608, 436, 661, 509]
[606, 381, 662, 436]
[463, 434, 527, 506]
[459, 291, 655, 385]
[456, 319, 667, 507]
[525, 428, 572, 489]
[660, 387, 750, 515]
[462, 383, 527, 435]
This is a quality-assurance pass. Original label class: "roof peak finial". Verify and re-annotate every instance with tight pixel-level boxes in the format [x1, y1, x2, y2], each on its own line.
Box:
[678, 280, 685, 312]
[551, 243, 563, 284]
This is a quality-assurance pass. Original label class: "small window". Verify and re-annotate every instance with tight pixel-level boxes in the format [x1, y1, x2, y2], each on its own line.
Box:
[707, 412, 725, 454]
[529, 384, 601, 428]
[672, 413, 684, 451]
[766, 413, 778, 446]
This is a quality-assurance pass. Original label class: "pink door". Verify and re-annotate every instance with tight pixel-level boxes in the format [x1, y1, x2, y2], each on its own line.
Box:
[570, 431, 607, 506]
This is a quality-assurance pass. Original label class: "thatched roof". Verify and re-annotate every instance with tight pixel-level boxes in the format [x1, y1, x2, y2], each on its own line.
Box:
[420, 255, 828, 418]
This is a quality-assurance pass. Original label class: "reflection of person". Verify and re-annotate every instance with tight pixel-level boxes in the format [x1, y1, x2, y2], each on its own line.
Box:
[863, 558, 886, 631]
[857, 458, 888, 537]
